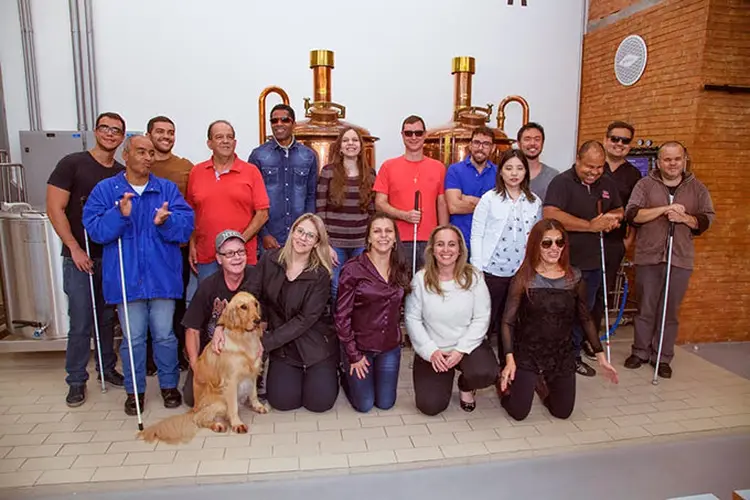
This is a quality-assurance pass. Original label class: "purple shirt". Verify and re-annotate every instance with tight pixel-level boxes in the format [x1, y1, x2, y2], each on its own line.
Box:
[334, 252, 405, 363]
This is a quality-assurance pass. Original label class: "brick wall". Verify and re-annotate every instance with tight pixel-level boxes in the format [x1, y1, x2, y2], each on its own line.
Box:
[578, 0, 750, 343]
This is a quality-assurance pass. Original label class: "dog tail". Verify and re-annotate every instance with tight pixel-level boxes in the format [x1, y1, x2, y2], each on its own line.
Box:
[138, 412, 198, 445]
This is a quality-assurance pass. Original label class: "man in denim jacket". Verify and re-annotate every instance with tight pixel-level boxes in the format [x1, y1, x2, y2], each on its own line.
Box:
[249, 104, 317, 251]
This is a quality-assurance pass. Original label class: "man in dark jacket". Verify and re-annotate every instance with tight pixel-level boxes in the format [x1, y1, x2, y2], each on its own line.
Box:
[624, 142, 714, 378]
[83, 135, 194, 416]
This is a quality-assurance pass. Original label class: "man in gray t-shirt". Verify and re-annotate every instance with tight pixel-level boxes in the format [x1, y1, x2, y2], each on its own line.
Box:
[517, 122, 559, 203]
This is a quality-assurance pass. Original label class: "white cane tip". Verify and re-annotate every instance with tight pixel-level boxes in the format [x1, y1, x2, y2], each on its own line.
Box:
[651, 380, 659, 386]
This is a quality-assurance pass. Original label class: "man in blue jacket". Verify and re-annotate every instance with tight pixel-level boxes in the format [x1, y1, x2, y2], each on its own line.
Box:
[83, 135, 195, 416]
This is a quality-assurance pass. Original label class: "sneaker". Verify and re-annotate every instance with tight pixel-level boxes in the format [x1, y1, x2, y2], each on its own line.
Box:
[178, 357, 190, 372]
[146, 365, 157, 377]
[582, 340, 597, 361]
[66, 385, 86, 407]
[161, 388, 182, 408]
[97, 370, 125, 387]
[650, 360, 673, 379]
[624, 355, 648, 370]
[575, 359, 596, 377]
[124, 393, 145, 416]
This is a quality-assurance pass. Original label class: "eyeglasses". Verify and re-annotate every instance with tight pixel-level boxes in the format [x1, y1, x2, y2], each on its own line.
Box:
[294, 226, 318, 242]
[218, 249, 247, 258]
[608, 135, 632, 145]
[97, 125, 124, 136]
[541, 238, 565, 249]
[471, 140, 493, 148]
[402, 130, 425, 138]
[270, 117, 293, 125]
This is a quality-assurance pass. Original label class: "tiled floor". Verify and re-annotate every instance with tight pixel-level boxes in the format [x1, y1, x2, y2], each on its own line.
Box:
[0, 334, 749, 495]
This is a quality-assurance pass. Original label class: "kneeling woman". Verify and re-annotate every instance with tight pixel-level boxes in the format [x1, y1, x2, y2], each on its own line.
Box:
[498, 219, 618, 421]
[335, 213, 411, 413]
[213, 214, 338, 412]
[405, 225, 498, 416]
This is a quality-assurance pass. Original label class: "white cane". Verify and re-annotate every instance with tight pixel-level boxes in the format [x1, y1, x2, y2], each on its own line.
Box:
[597, 200, 611, 363]
[652, 221, 676, 386]
[83, 229, 107, 394]
[412, 191, 420, 276]
[117, 235, 144, 430]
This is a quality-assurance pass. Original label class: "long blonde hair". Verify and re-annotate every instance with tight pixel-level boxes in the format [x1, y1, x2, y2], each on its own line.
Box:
[423, 224, 475, 296]
[277, 213, 333, 275]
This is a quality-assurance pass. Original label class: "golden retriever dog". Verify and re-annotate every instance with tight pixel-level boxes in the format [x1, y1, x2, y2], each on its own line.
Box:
[138, 292, 268, 444]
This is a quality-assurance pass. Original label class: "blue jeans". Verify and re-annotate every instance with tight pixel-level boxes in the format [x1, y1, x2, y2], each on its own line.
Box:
[572, 270, 602, 359]
[63, 257, 117, 387]
[185, 261, 220, 305]
[342, 346, 401, 413]
[332, 246, 365, 303]
[117, 299, 179, 394]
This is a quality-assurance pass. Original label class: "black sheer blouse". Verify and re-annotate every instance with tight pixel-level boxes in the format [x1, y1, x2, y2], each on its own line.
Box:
[501, 269, 603, 377]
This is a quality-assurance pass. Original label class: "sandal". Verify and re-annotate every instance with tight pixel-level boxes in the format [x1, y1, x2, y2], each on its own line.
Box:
[459, 390, 477, 412]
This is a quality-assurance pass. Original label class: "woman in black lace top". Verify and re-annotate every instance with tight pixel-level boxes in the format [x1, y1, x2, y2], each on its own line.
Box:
[498, 219, 618, 421]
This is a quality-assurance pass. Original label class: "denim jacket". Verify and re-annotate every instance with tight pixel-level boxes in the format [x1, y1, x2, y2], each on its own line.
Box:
[249, 139, 318, 245]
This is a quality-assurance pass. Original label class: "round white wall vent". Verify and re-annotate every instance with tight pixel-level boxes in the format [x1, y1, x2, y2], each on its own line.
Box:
[614, 35, 648, 86]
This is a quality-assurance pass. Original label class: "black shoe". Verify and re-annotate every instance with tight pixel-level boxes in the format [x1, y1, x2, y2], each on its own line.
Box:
[575, 359, 596, 377]
[459, 390, 477, 412]
[97, 370, 125, 387]
[66, 385, 86, 407]
[582, 340, 597, 361]
[178, 357, 190, 372]
[161, 388, 182, 408]
[146, 365, 157, 377]
[125, 393, 145, 416]
[624, 355, 648, 370]
[650, 360, 673, 379]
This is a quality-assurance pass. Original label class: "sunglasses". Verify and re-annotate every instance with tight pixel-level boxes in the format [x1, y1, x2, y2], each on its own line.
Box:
[402, 130, 425, 138]
[270, 117, 293, 125]
[541, 238, 565, 249]
[608, 135, 632, 145]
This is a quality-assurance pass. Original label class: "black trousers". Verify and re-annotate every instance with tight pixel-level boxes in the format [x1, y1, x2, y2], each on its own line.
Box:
[147, 246, 190, 371]
[484, 273, 513, 354]
[412, 340, 499, 416]
[501, 368, 576, 421]
[266, 356, 339, 413]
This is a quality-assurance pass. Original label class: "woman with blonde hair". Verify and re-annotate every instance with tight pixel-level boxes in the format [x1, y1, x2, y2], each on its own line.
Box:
[213, 213, 339, 412]
[316, 127, 375, 302]
[405, 224, 497, 415]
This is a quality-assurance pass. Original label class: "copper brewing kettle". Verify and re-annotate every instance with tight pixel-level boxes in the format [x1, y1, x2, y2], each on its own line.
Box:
[424, 56, 530, 166]
[257, 50, 379, 171]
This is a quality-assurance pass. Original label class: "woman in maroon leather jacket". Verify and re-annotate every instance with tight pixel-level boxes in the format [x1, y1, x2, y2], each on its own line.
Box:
[334, 213, 411, 412]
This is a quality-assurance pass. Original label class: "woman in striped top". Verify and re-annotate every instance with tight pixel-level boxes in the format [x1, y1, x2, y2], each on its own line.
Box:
[316, 127, 376, 301]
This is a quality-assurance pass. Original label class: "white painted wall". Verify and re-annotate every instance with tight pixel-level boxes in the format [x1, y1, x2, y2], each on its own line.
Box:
[2, 0, 585, 171]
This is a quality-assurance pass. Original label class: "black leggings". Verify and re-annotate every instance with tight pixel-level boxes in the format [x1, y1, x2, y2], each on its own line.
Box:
[501, 368, 576, 421]
[266, 356, 339, 413]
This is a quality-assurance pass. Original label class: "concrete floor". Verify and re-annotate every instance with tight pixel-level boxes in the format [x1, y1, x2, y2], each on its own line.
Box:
[38, 433, 750, 500]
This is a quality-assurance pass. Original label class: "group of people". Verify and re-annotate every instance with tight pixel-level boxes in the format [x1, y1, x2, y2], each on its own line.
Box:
[46, 106, 715, 423]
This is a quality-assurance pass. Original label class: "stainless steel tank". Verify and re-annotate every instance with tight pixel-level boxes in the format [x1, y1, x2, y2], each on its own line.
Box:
[0, 203, 68, 340]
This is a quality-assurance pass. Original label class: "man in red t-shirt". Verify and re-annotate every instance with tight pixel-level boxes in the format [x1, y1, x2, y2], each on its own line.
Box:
[187, 120, 270, 284]
[374, 115, 448, 274]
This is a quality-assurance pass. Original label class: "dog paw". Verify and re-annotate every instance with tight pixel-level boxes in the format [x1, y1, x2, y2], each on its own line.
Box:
[210, 422, 227, 433]
[232, 423, 248, 434]
[252, 402, 269, 414]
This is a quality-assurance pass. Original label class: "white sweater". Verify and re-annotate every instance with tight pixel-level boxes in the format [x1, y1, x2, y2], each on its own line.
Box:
[405, 269, 491, 362]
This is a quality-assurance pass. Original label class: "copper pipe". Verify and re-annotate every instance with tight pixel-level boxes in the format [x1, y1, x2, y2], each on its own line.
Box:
[496, 95, 530, 130]
[310, 50, 334, 103]
[257, 86, 290, 144]
[452, 56, 475, 113]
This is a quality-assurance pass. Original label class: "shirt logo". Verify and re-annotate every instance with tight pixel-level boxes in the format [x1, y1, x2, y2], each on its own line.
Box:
[602, 190, 610, 199]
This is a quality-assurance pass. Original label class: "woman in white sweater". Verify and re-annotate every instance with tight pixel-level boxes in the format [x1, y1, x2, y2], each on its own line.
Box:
[470, 149, 542, 353]
[405, 224, 497, 415]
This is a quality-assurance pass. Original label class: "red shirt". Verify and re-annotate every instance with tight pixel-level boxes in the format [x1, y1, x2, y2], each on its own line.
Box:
[187, 155, 270, 265]
[373, 155, 446, 241]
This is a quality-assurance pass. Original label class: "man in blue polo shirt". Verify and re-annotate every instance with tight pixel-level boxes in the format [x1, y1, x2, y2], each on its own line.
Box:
[444, 127, 498, 256]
